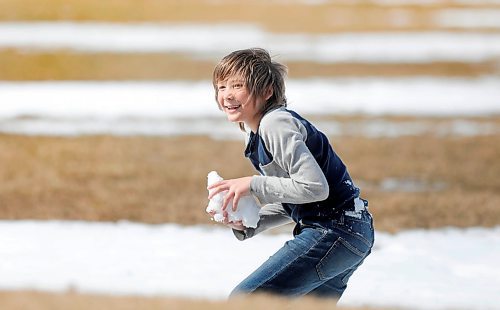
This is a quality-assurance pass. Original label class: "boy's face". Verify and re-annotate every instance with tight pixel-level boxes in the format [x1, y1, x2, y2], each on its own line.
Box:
[216, 75, 263, 132]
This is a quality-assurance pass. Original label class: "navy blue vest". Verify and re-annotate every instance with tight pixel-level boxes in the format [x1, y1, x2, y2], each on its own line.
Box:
[245, 109, 359, 223]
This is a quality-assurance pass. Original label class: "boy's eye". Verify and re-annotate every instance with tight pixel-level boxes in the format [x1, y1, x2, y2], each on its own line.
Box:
[217, 85, 225, 91]
[233, 83, 243, 88]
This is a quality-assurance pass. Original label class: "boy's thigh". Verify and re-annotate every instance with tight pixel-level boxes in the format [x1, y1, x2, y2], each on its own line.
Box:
[231, 227, 327, 296]
[232, 226, 364, 297]
[308, 257, 366, 300]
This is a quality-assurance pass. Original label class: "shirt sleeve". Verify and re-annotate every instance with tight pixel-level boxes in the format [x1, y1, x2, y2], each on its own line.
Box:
[249, 110, 329, 205]
[232, 203, 292, 241]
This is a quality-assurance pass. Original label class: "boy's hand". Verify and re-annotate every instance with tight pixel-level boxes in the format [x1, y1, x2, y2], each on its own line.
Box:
[225, 219, 245, 231]
[207, 176, 252, 212]
[207, 211, 245, 231]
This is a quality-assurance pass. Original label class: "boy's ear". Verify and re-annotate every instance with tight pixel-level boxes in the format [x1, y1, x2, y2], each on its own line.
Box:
[264, 87, 273, 101]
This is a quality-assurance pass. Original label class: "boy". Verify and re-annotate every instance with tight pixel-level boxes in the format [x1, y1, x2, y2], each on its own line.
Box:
[208, 48, 374, 301]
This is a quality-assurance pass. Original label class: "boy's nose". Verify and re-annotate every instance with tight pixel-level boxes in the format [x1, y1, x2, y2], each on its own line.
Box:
[224, 90, 234, 100]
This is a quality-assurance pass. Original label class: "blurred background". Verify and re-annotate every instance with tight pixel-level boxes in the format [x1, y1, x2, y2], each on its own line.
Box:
[0, 0, 499, 309]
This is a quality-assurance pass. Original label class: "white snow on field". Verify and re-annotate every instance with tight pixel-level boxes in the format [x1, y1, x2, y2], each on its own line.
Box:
[0, 81, 215, 119]
[1, 22, 500, 62]
[0, 78, 499, 119]
[2, 116, 498, 138]
[0, 221, 498, 310]
[1, 78, 498, 137]
[435, 9, 500, 28]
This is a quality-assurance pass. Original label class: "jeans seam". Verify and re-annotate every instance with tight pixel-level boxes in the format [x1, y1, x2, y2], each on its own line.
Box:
[333, 224, 372, 248]
[256, 228, 329, 291]
[316, 237, 365, 281]
[316, 238, 340, 280]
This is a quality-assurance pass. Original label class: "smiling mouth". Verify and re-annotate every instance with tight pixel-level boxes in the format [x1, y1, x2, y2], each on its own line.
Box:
[224, 105, 241, 111]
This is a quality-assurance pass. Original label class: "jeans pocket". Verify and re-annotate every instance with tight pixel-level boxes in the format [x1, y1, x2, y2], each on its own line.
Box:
[341, 213, 374, 248]
[315, 236, 366, 281]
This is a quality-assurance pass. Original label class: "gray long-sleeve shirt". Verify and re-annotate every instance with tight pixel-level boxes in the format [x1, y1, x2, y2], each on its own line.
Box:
[233, 107, 359, 240]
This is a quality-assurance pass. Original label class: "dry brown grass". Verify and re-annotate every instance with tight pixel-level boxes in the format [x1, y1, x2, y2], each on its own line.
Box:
[1, 0, 500, 33]
[0, 290, 385, 310]
[1, 49, 497, 81]
[1, 117, 499, 232]
[0, 50, 217, 81]
[1, 0, 498, 81]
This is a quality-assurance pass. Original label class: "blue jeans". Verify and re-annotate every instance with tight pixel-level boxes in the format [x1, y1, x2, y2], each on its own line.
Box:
[230, 209, 374, 300]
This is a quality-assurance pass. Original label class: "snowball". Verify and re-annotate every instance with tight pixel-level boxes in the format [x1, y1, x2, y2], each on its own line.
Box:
[345, 197, 366, 219]
[206, 171, 260, 228]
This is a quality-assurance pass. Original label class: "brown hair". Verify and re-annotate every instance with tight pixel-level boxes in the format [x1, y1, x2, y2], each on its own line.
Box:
[212, 48, 288, 131]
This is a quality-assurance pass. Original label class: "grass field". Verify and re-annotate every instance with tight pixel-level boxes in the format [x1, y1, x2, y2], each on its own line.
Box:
[1, 118, 499, 233]
[1, 0, 499, 81]
[2, 0, 499, 33]
[1, 0, 498, 307]
[1, 50, 496, 81]
[0, 291, 389, 310]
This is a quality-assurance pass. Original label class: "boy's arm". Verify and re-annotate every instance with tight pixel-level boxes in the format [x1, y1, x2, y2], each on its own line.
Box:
[250, 110, 329, 205]
[232, 203, 292, 241]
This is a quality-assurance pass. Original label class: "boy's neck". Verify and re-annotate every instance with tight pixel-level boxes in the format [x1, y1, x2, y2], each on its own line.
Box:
[247, 116, 262, 133]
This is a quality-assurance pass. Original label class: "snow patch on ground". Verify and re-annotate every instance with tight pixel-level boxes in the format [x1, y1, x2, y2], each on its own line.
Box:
[0, 220, 498, 310]
[1, 22, 500, 62]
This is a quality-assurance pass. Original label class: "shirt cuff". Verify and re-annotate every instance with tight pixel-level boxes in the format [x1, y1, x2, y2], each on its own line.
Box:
[232, 227, 255, 241]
